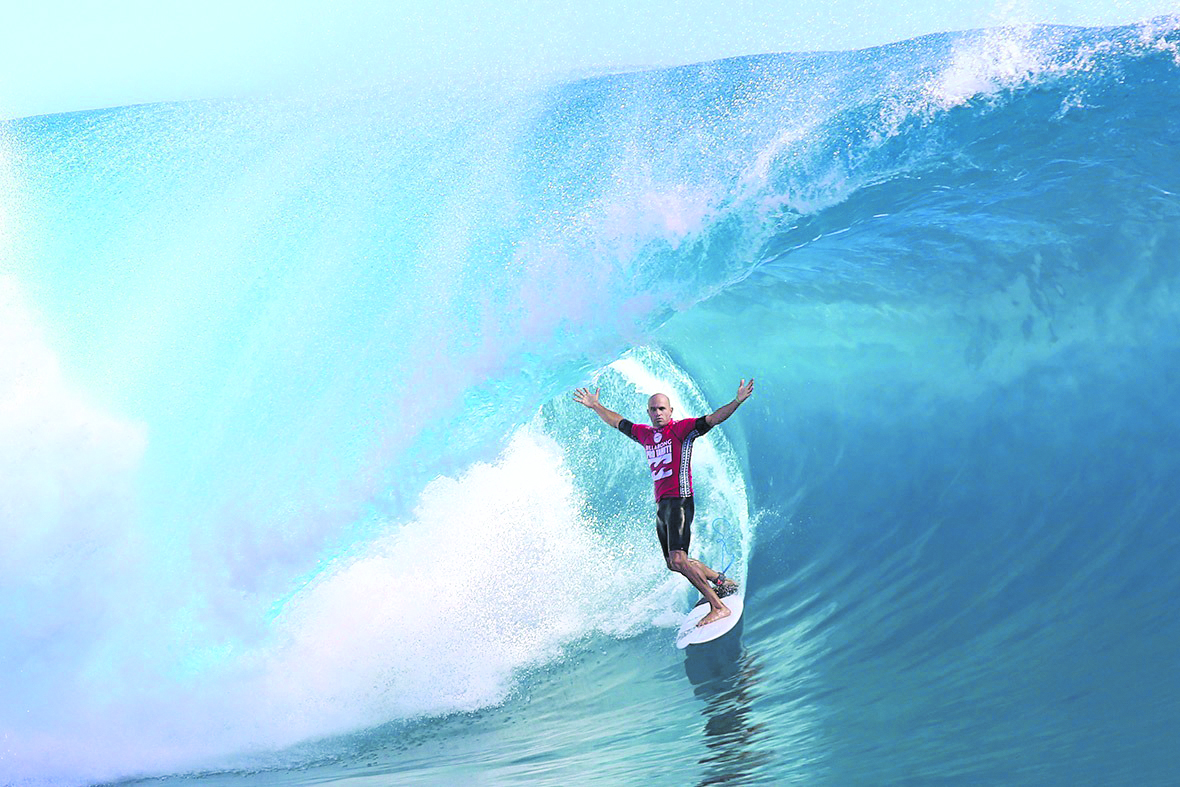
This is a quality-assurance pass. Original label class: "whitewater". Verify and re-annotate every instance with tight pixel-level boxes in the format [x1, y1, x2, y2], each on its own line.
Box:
[2, 18, 1180, 786]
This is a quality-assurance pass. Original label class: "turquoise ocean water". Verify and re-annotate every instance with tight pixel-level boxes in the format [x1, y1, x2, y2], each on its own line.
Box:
[3, 19, 1180, 786]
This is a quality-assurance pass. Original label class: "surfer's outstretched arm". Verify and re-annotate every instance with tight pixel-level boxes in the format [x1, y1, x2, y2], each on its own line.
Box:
[574, 387, 625, 429]
[705, 378, 754, 427]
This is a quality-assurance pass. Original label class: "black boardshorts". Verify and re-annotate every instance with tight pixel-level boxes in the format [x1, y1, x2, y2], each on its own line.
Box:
[656, 496, 695, 559]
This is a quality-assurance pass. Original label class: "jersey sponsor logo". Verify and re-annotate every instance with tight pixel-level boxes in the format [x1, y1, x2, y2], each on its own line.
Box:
[645, 435, 674, 482]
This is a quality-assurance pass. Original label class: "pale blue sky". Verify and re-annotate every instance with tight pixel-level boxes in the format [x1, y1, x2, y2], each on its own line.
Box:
[2, 0, 1177, 119]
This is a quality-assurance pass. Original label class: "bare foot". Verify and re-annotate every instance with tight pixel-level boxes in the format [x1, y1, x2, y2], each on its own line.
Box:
[697, 605, 731, 627]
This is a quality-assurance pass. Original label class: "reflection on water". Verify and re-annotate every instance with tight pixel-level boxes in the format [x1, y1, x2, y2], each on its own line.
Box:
[683, 619, 775, 785]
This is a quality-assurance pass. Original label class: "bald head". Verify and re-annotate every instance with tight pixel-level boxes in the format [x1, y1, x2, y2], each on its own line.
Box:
[647, 393, 673, 428]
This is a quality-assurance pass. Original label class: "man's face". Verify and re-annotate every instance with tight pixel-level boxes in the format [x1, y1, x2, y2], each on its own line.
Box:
[647, 394, 673, 429]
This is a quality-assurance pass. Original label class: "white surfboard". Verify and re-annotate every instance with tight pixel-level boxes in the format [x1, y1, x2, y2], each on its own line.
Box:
[675, 593, 745, 649]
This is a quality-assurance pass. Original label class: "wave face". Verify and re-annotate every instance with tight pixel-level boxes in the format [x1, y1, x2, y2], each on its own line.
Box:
[3, 19, 1180, 786]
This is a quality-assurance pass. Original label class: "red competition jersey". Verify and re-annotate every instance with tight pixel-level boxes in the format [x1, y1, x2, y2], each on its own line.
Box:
[620, 416, 713, 501]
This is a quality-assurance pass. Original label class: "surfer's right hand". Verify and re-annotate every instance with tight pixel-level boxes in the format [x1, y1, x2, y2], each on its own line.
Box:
[573, 387, 601, 408]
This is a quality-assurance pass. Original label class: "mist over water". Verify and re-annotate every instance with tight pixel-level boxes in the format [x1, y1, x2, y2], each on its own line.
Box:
[3, 16, 1180, 786]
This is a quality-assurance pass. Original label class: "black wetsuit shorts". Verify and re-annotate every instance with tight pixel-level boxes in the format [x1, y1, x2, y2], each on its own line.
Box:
[656, 496, 695, 559]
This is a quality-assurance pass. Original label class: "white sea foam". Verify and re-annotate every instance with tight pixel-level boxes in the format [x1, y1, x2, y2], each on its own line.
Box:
[246, 425, 667, 744]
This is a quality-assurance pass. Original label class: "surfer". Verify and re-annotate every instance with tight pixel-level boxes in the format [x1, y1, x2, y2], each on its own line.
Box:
[574, 379, 754, 626]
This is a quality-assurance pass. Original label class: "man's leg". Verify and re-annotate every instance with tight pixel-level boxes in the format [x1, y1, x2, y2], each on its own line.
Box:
[658, 497, 731, 626]
[668, 551, 731, 626]
[688, 559, 720, 582]
[688, 559, 739, 596]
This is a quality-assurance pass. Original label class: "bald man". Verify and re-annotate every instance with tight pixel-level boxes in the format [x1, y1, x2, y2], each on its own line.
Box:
[574, 379, 754, 626]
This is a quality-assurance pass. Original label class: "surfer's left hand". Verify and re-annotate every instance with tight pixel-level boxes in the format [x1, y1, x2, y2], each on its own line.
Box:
[736, 378, 754, 403]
